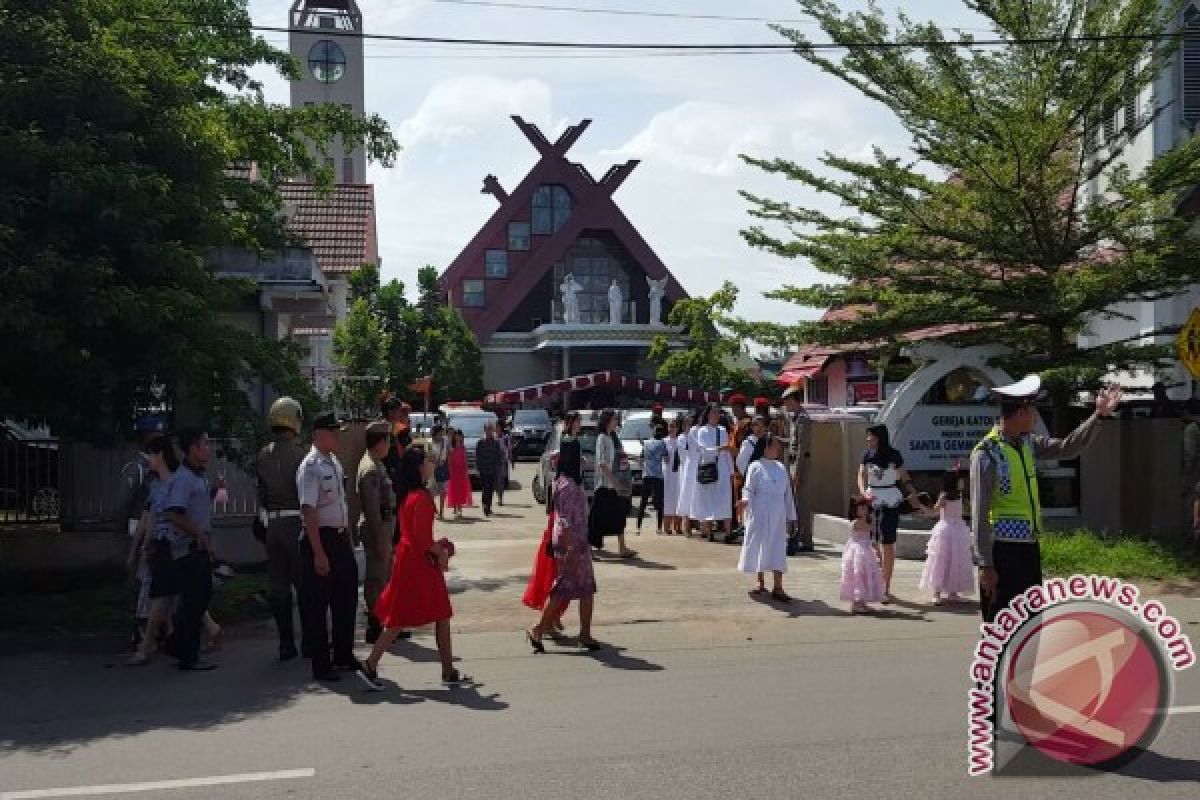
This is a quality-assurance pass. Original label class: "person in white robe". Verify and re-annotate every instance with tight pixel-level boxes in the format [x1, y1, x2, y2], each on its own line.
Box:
[662, 417, 683, 535]
[691, 404, 734, 540]
[676, 418, 698, 531]
[736, 416, 765, 477]
[737, 435, 796, 602]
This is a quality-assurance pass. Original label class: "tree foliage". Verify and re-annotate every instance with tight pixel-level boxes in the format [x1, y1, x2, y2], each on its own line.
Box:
[740, 0, 1200, 405]
[332, 265, 484, 416]
[648, 281, 755, 391]
[0, 0, 398, 440]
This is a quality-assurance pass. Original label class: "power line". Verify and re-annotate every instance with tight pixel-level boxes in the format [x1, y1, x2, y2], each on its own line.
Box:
[139, 16, 1172, 53]
[425, 0, 816, 25]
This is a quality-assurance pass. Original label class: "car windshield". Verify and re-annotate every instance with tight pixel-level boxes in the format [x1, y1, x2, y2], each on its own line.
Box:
[619, 416, 655, 441]
[409, 413, 437, 431]
[449, 416, 494, 438]
[514, 410, 550, 426]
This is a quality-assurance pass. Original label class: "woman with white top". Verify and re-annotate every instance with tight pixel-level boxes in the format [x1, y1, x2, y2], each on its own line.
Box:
[590, 409, 637, 559]
[691, 403, 734, 542]
[737, 434, 796, 602]
[857, 424, 926, 602]
[676, 414, 698, 534]
[661, 417, 683, 535]
[736, 416, 766, 477]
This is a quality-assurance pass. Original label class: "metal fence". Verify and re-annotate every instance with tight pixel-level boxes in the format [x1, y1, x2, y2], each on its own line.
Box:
[0, 438, 61, 524]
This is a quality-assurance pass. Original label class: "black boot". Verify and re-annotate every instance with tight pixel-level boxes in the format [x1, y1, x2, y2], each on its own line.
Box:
[272, 600, 298, 661]
[365, 612, 382, 645]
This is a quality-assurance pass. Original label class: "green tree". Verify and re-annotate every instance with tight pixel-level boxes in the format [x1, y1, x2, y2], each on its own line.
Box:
[332, 268, 387, 419]
[439, 308, 485, 403]
[740, 0, 1200, 427]
[648, 281, 749, 390]
[0, 0, 398, 440]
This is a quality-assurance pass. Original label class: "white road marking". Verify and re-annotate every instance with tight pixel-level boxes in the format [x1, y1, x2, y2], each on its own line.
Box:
[1167, 705, 1200, 715]
[0, 769, 316, 799]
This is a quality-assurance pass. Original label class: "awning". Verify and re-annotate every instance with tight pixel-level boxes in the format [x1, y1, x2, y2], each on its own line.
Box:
[485, 370, 722, 405]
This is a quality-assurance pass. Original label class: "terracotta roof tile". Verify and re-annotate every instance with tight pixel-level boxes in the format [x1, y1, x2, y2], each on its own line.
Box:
[278, 182, 377, 276]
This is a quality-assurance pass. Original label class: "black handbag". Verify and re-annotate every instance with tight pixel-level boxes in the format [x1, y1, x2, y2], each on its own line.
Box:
[434, 463, 450, 483]
[697, 462, 719, 485]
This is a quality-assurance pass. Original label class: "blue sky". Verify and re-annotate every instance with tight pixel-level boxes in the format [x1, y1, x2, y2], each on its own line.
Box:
[247, 0, 986, 326]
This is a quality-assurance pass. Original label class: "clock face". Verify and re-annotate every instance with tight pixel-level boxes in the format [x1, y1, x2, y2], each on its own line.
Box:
[308, 40, 346, 83]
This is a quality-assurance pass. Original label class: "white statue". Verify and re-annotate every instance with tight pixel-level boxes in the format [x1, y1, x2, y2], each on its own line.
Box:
[608, 280, 623, 325]
[647, 277, 668, 325]
[560, 273, 582, 324]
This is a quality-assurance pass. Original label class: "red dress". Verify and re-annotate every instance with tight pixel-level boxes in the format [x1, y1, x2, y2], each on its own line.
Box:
[522, 511, 557, 610]
[445, 445, 474, 508]
[374, 490, 453, 629]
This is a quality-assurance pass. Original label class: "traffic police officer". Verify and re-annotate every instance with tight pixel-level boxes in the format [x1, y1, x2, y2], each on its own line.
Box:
[971, 376, 1121, 622]
[297, 411, 360, 681]
[782, 385, 815, 553]
[357, 421, 396, 645]
[255, 397, 308, 661]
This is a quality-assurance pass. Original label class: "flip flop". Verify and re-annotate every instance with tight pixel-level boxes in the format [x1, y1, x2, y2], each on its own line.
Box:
[578, 638, 603, 652]
[771, 589, 793, 604]
[442, 669, 472, 685]
[749, 587, 768, 596]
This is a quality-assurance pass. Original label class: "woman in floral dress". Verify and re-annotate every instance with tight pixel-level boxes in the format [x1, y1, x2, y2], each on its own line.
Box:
[527, 412, 601, 652]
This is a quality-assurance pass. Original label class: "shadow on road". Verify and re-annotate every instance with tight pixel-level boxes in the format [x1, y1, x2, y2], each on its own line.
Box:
[749, 594, 851, 618]
[447, 574, 529, 596]
[346, 679, 509, 712]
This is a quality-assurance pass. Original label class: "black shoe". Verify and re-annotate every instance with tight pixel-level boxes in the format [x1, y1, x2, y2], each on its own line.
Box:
[313, 671, 341, 683]
[365, 628, 380, 645]
[398, 630, 412, 640]
[279, 643, 299, 662]
[357, 662, 385, 692]
[797, 542, 815, 553]
[179, 660, 218, 672]
[332, 658, 363, 672]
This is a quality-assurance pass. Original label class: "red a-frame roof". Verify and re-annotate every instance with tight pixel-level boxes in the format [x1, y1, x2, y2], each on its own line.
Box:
[440, 116, 688, 343]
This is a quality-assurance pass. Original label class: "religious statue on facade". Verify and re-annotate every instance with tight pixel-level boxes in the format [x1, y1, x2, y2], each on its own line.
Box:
[560, 273, 582, 324]
[608, 280, 623, 325]
[647, 277, 668, 326]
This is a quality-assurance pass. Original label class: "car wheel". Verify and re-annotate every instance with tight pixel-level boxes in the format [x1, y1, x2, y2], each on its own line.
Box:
[31, 487, 59, 519]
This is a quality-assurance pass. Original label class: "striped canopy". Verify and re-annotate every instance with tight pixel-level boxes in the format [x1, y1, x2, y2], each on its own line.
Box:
[484, 371, 722, 405]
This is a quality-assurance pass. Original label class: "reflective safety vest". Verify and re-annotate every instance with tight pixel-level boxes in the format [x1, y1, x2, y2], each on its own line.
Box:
[974, 429, 1041, 542]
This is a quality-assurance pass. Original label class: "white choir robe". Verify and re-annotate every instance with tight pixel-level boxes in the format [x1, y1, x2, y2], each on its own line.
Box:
[738, 459, 796, 574]
[691, 424, 733, 522]
[663, 437, 681, 516]
[677, 431, 698, 519]
[736, 435, 759, 476]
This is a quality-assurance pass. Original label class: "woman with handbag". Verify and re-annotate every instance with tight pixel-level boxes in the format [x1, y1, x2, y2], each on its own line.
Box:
[589, 409, 637, 559]
[693, 403, 734, 542]
[358, 445, 467, 690]
[528, 414, 601, 652]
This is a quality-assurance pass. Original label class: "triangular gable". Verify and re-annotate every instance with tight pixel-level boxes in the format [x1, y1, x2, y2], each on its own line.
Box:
[440, 116, 688, 342]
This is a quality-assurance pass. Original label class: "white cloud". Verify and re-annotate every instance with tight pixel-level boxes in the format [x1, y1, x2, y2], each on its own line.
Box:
[396, 75, 561, 151]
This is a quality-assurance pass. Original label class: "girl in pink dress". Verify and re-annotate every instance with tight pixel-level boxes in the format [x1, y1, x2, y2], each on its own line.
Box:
[445, 429, 474, 518]
[919, 469, 975, 605]
[841, 496, 886, 614]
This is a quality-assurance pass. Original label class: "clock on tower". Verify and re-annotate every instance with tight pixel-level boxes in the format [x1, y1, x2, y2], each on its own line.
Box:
[289, 0, 365, 184]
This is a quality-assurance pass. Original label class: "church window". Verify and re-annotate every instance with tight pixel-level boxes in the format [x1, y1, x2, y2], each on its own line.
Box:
[508, 221, 531, 251]
[533, 185, 572, 234]
[462, 280, 485, 307]
[485, 249, 508, 278]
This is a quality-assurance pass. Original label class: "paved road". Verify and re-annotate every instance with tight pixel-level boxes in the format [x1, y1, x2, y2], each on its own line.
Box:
[2, 463, 1198, 799]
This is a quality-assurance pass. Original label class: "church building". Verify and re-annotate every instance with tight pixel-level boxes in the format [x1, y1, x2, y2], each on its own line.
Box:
[440, 117, 691, 394]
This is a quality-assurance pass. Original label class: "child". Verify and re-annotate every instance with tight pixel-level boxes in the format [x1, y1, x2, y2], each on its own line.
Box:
[841, 496, 886, 614]
[919, 469, 975, 605]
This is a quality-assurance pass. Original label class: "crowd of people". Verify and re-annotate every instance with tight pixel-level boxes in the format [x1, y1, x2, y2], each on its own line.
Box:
[118, 375, 1122, 688]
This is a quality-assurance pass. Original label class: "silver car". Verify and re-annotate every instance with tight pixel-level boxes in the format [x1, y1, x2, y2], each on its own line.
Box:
[445, 412, 498, 479]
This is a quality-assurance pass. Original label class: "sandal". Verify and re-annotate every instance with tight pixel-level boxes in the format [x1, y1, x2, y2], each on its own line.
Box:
[578, 638, 603, 652]
[770, 589, 793, 604]
[749, 587, 768, 596]
[526, 629, 545, 654]
[442, 669, 471, 685]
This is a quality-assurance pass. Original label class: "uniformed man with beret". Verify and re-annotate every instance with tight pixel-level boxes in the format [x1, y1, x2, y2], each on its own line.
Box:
[357, 420, 396, 645]
[782, 385, 816, 553]
[971, 376, 1121, 622]
[255, 397, 309, 661]
[297, 411, 360, 681]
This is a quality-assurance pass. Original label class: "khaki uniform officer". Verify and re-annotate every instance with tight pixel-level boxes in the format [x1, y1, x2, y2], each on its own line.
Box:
[357, 421, 396, 645]
[255, 397, 308, 661]
[297, 412, 360, 682]
[782, 385, 815, 552]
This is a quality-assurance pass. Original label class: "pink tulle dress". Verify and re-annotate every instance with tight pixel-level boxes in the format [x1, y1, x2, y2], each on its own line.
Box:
[840, 522, 885, 604]
[919, 497, 975, 596]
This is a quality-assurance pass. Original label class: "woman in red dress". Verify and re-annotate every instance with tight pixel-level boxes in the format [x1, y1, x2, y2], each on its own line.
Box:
[445, 429, 473, 518]
[358, 446, 467, 690]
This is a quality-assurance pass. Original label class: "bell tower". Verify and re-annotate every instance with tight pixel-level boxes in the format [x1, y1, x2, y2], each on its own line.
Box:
[289, 1, 366, 184]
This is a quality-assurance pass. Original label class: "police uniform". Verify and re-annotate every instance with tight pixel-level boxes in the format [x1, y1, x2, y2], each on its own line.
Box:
[971, 376, 1106, 622]
[783, 386, 815, 549]
[255, 432, 308, 660]
[357, 421, 396, 644]
[297, 413, 359, 679]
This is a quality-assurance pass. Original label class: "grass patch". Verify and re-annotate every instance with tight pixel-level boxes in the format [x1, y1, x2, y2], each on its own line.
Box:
[1041, 530, 1199, 582]
[0, 571, 272, 635]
